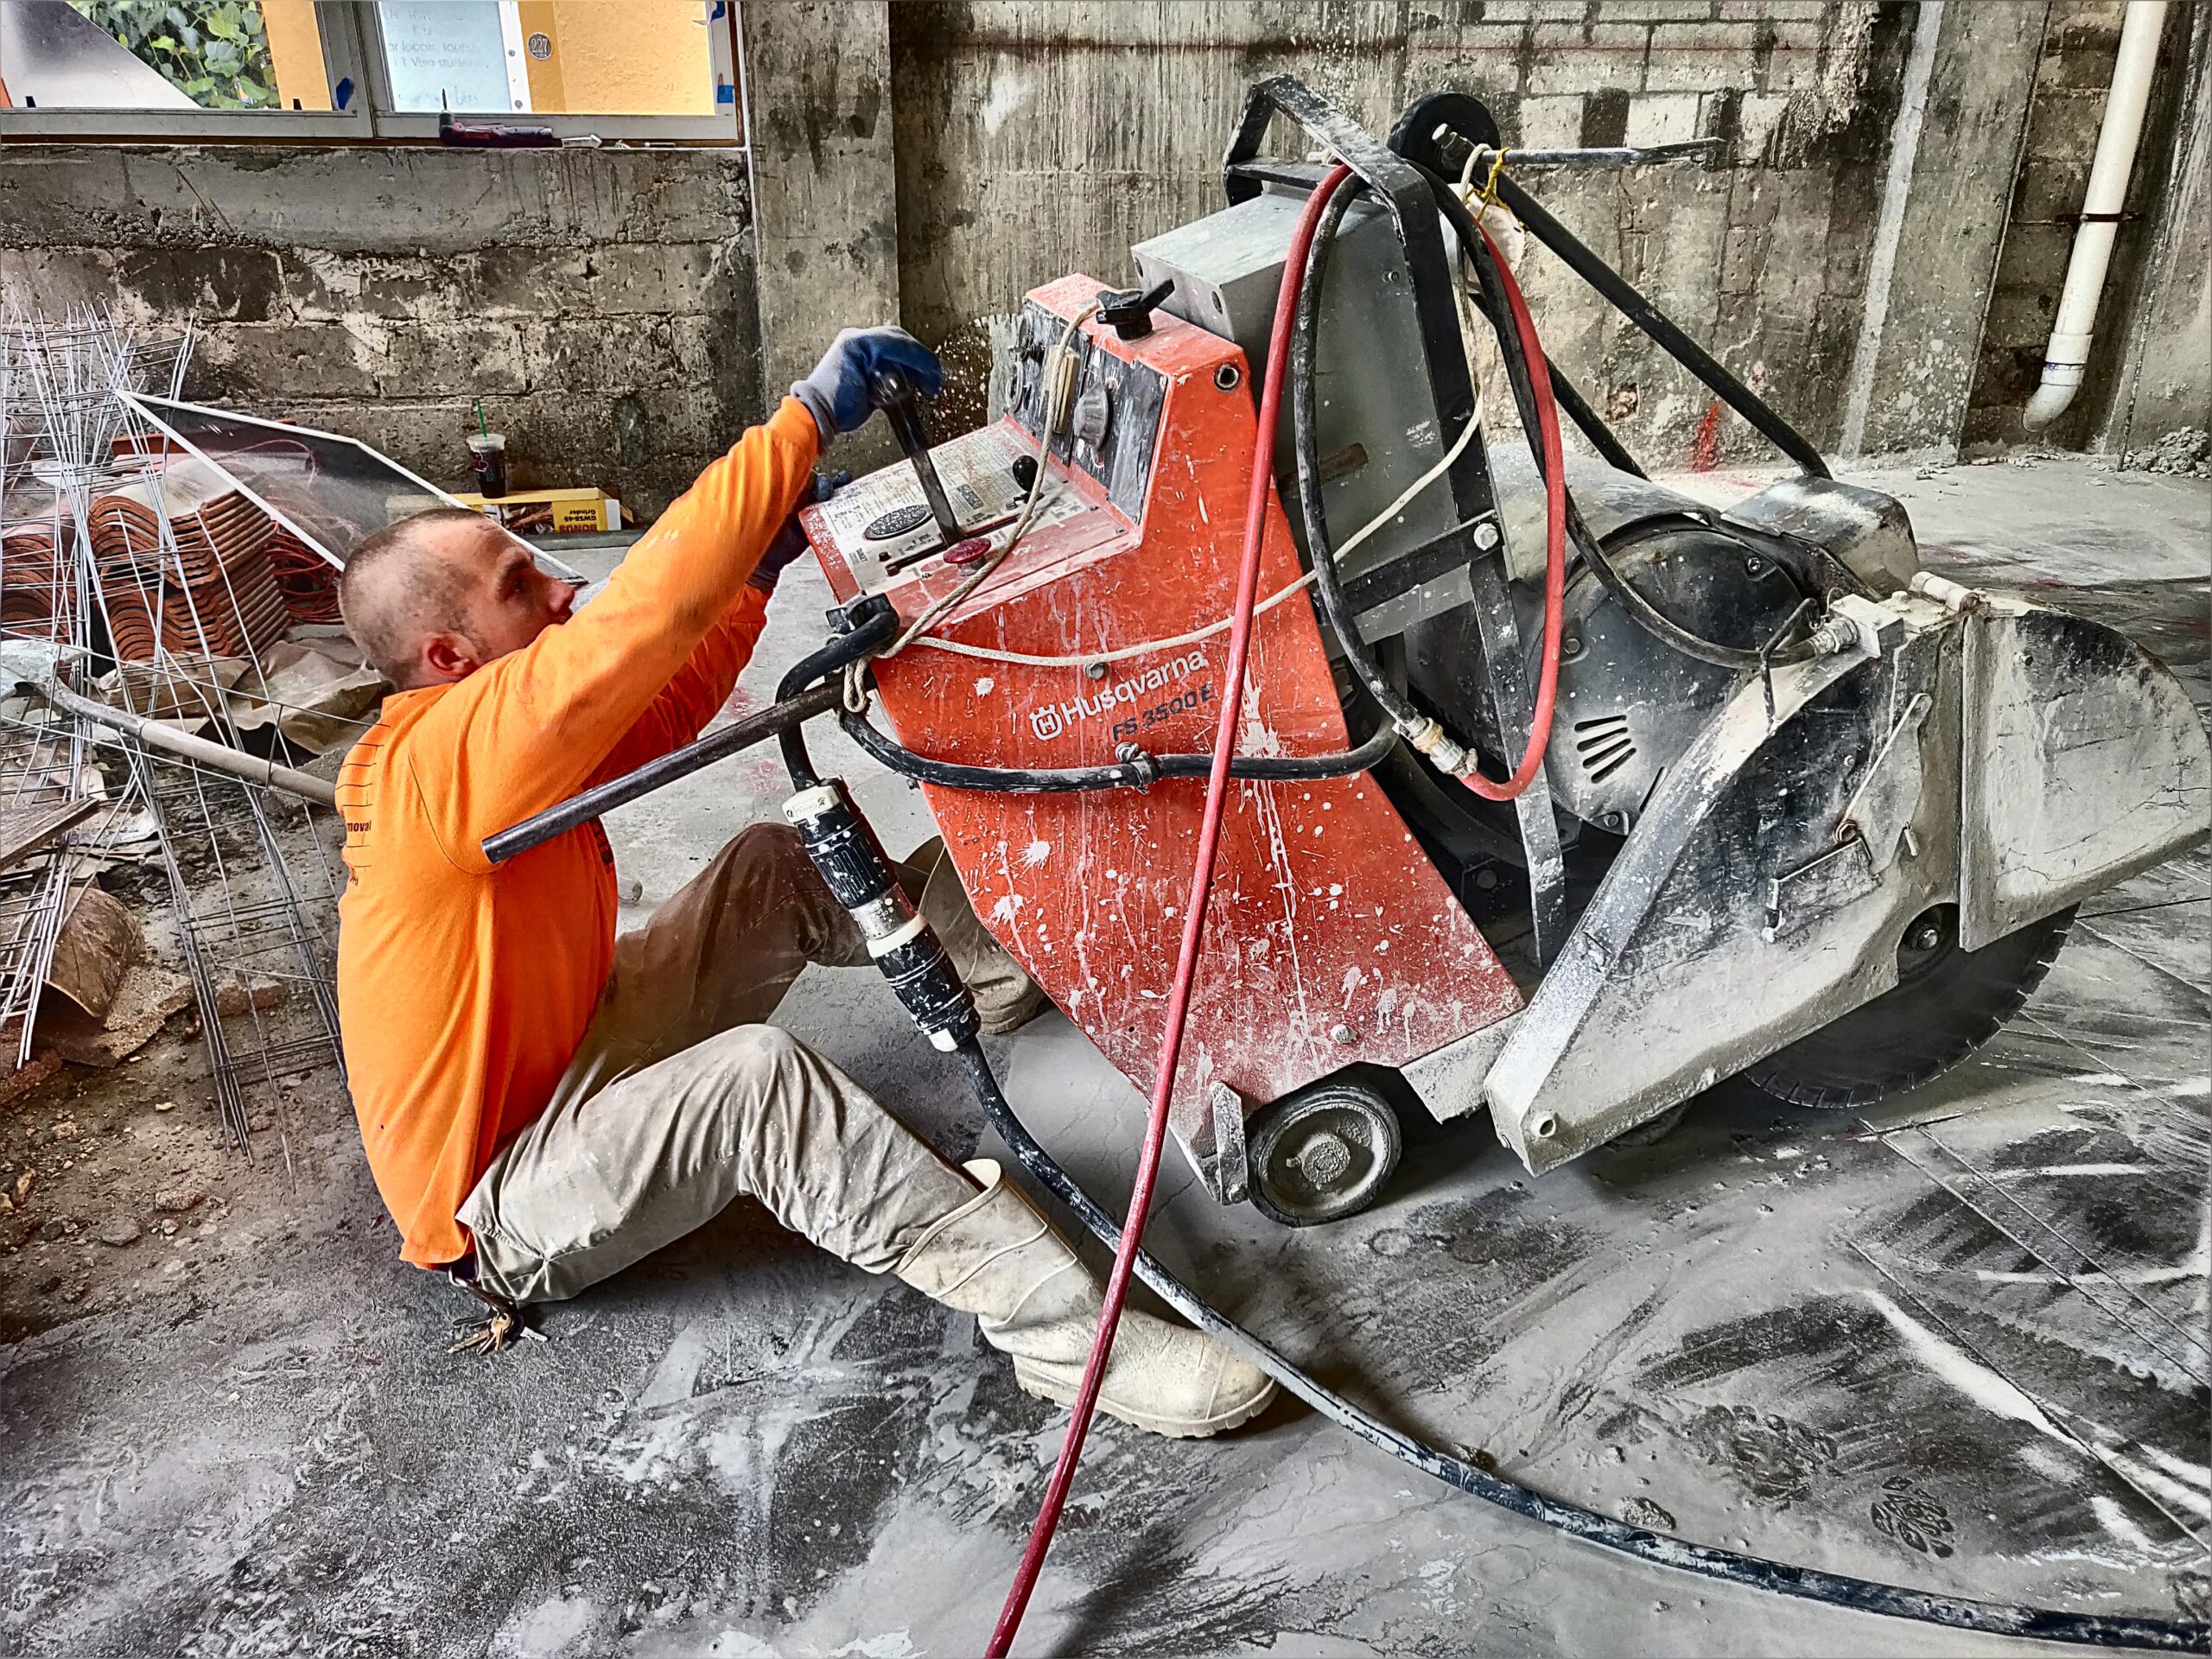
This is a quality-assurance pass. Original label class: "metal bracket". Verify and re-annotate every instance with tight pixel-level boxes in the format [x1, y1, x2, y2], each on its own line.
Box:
[1168, 1079, 1251, 1205]
[1225, 75, 1568, 963]
[1838, 690, 1933, 874]
[1766, 837, 1879, 942]
[1210, 1081, 1250, 1205]
[1465, 548, 1570, 963]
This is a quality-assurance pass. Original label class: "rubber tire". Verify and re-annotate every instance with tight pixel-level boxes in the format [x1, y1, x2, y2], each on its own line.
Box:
[1746, 905, 2076, 1110]
[1246, 1079, 1404, 1228]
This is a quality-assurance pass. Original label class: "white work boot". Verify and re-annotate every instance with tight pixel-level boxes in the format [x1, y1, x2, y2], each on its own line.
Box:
[894, 1160, 1276, 1439]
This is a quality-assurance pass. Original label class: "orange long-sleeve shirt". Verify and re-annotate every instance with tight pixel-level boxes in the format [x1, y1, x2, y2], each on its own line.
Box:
[336, 398, 821, 1268]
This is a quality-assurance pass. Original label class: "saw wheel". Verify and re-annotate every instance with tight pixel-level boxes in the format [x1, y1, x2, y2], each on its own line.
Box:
[1746, 903, 2077, 1110]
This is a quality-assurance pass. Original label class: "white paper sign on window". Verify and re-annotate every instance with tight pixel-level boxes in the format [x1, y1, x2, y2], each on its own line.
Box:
[378, 3, 514, 112]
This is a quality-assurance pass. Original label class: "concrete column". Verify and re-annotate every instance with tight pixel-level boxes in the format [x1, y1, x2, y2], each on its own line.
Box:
[1841, 2, 2046, 461]
[2105, 0, 2212, 456]
[741, 0, 904, 466]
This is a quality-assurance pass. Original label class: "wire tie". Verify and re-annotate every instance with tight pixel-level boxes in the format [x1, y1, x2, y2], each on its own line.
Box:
[1475, 147, 1510, 232]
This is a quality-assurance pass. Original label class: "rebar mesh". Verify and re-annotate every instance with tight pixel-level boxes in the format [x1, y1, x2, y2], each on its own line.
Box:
[0, 304, 359, 1149]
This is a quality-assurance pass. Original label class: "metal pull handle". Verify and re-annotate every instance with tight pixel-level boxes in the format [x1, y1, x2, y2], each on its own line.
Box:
[870, 367, 963, 544]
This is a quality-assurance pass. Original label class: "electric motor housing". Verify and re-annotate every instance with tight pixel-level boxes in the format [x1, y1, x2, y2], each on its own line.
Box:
[1536, 518, 1808, 833]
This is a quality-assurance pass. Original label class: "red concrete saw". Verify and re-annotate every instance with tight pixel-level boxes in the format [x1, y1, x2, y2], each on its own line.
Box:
[496, 75, 2209, 1236]
[787, 84, 2209, 1227]
[485, 76, 2209, 1653]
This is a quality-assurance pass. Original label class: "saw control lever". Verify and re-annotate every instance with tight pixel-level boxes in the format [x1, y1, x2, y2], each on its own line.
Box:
[869, 367, 963, 546]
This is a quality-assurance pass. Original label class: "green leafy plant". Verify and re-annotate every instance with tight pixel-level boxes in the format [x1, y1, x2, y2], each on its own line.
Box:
[67, 1, 276, 110]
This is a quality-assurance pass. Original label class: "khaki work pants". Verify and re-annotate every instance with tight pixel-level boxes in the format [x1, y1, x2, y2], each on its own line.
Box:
[456, 823, 1035, 1306]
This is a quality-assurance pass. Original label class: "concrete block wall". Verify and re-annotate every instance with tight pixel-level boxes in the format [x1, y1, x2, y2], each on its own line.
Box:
[0, 145, 760, 518]
[3, 0, 2200, 539]
[1964, 0, 2209, 456]
[881, 0, 2061, 470]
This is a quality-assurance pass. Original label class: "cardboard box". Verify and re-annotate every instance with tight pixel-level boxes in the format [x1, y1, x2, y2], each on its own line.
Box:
[454, 487, 624, 534]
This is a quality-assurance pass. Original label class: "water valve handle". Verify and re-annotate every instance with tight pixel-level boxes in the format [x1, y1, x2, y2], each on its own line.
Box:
[1096, 278, 1176, 341]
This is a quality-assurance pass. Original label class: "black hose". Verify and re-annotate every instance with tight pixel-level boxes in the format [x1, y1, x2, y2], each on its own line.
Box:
[774, 607, 900, 791]
[953, 1039, 2204, 1653]
[1293, 178, 1431, 743]
[840, 705, 1398, 791]
[1423, 169, 1812, 674]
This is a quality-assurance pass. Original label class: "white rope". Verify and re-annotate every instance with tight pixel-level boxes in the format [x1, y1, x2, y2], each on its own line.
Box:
[869, 158, 1511, 680]
[903, 259, 1492, 673]
[904, 571, 1319, 668]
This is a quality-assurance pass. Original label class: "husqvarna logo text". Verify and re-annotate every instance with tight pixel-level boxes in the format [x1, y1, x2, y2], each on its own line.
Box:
[1029, 650, 1209, 741]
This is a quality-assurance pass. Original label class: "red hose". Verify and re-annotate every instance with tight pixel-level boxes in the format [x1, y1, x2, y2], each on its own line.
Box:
[1457, 221, 1566, 804]
[982, 162, 1357, 1656]
[985, 169, 1573, 1652]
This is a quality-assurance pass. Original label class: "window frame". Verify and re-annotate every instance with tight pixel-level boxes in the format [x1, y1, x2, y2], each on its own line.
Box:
[0, 0, 743, 145]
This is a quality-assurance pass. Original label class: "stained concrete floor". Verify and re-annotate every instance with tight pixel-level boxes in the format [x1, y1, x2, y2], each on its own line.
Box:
[2, 457, 2206, 1657]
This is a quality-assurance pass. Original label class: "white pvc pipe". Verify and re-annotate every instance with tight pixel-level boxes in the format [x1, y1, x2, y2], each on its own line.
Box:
[2024, 0, 2167, 429]
[42, 678, 338, 806]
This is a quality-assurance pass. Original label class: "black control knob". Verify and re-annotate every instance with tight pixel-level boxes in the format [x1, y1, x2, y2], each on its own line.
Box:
[1096, 278, 1175, 341]
[1010, 454, 1040, 493]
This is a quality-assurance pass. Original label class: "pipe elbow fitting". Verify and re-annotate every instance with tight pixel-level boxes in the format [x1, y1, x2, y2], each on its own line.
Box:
[2023, 365, 2082, 431]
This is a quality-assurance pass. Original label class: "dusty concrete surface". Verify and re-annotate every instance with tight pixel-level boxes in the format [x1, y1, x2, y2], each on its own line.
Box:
[1, 457, 2204, 1656]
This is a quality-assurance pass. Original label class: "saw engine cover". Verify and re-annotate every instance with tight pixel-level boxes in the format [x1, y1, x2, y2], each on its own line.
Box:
[1541, 519, 1805, 832]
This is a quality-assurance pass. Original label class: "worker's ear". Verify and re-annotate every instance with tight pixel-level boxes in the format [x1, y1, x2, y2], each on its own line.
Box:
[417, 630, 483, 686]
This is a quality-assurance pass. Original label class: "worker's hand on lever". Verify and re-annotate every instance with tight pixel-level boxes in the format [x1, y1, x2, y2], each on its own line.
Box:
[748, 469, 850, 594]
[790, 327, 943, 442]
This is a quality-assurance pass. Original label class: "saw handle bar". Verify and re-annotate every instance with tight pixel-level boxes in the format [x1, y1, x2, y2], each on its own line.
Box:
[1381, 85, 1827, 480]
[1482, 162, 1828, 479]
[1417, 164, 1820, 675]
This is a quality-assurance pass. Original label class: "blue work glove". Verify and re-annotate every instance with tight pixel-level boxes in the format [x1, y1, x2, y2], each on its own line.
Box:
[748, 469, 850, 593]
[790, 327, 943, 442]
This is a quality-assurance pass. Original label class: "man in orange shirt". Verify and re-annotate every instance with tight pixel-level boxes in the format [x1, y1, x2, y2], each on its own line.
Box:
[333, 328, 1272, 1440]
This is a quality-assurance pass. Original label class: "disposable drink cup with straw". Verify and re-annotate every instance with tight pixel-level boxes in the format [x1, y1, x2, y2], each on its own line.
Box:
[467, 400, 508, 499]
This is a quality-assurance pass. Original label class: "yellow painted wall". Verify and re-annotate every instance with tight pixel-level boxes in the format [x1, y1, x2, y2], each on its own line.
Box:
[513, 2, 715, 116]
[262, 0, 331, 110]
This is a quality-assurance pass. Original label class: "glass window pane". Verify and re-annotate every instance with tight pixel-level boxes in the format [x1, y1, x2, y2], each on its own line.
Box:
[6, 0, 334, 113]
[259, 0, 329, 111]
[124, 397, 454, 568]
[514, 2, 721, 118]
[374, 0, 520, 113]
[6, 0, 218, 109]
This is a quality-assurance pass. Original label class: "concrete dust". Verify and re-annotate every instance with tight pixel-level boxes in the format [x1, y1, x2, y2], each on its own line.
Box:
[0, 460, 2202, 1655]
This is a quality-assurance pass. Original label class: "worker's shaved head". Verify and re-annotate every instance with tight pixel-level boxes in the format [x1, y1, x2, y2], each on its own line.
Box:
[340, 509, 492, 688]
[341, 507, 578, 690]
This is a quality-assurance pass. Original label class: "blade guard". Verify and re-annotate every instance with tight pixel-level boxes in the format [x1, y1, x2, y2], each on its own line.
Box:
[1957, 601, 2210, 948]
[1482, 589, 2209, 1173]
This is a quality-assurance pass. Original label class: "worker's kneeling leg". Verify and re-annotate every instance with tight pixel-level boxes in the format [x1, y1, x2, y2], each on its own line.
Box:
[460, 1024, 980, 1305]
[603, 824, 1042, 1063]
[893, 1159, 1276, 1440]
[593, 823, 865, 1070]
